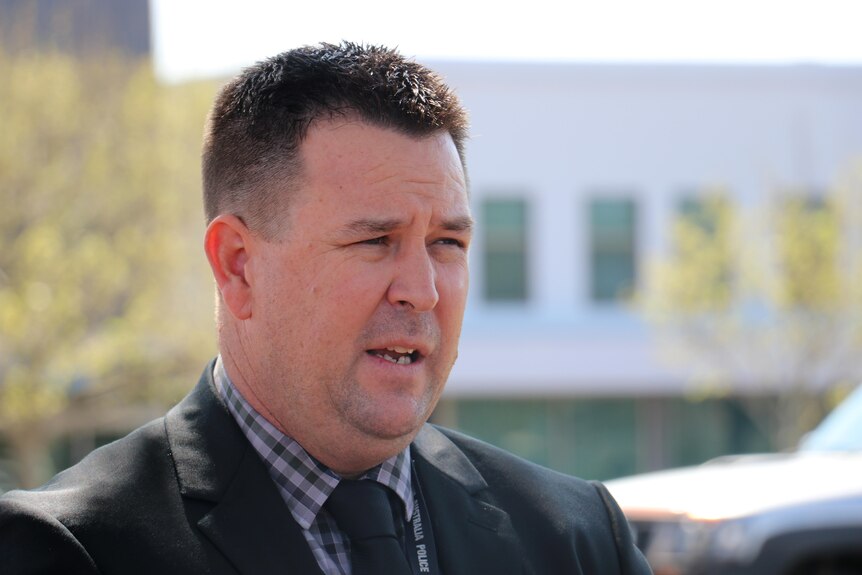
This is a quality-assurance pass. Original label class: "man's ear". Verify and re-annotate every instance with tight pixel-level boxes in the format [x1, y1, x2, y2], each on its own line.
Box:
[204, 214, 254, 320]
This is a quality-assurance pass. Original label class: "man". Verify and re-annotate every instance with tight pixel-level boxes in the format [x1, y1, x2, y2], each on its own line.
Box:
[0, 42, 651, 574]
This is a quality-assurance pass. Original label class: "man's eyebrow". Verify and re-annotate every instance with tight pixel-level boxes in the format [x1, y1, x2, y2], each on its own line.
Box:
[441, 216, 474, 233]
[341, 215, 474, 236]
[343, 218, 403, 235]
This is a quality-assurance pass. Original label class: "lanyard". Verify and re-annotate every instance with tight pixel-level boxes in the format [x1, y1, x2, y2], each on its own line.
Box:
[404, 462, 440, 575]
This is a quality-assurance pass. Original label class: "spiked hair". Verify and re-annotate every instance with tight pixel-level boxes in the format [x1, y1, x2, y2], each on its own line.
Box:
[201, 41, 469, 237]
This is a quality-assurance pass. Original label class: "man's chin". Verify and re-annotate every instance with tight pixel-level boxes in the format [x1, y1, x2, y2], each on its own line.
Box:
[337, 376, 443, 442]
[347, 395, 435, 441]
[353, 411, 428, 442]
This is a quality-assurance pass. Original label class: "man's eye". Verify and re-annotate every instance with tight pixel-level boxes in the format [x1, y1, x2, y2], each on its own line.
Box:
[436, 238, 465, 248]
[361, 236, 387, 246]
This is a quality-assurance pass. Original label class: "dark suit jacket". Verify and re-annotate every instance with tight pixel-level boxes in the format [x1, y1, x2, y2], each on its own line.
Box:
[0, 364, 651, 574]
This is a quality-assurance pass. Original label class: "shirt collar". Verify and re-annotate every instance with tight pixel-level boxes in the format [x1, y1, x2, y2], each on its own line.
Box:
[213, 356, 414, 529]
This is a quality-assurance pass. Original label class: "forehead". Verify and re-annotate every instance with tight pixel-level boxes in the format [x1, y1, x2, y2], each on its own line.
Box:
[294, 119, 469, 213]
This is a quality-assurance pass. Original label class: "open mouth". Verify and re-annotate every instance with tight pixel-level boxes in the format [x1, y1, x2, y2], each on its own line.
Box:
[367, 346, 421, 365]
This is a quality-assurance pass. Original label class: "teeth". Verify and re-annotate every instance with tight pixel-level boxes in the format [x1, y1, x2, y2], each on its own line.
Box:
[387, 346, 415, 354]
[375, 352, 414, 365]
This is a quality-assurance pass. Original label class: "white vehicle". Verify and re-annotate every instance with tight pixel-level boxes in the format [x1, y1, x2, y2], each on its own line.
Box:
[606, 386, 862, 575]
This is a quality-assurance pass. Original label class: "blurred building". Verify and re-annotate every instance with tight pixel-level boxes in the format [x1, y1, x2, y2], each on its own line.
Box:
[5, 1, 861, 482]
[0, 0, 150, 56]
[428, 61, 862, 479]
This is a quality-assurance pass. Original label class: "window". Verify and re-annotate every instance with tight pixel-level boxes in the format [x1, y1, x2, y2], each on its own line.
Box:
[432, 395, 770, 480]
[482, 198, 528, 302]
[589, 198, 637, 302]
[678, 194, 726, 236]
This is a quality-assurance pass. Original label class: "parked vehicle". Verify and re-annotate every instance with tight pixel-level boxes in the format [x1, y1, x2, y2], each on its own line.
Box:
[606, 386, 862, 575]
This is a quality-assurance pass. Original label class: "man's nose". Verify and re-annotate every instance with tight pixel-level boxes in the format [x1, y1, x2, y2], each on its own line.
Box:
[387, 244, 439, 312]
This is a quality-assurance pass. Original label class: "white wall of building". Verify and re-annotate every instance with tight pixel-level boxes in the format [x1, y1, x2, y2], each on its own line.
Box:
[427, 61, 862, 397]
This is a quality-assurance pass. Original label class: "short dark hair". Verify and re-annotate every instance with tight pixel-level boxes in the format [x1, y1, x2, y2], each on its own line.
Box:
[202, 41, 469, 237]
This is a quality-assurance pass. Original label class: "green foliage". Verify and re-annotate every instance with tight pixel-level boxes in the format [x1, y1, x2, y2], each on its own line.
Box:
[648, 194, 735, 315]
[771, 198, 841, 310]
[638, 178, 862, 448]
[0, 50, 217, 484]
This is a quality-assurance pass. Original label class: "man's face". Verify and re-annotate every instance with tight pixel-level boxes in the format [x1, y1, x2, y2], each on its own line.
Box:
[244, 119, 471, 465]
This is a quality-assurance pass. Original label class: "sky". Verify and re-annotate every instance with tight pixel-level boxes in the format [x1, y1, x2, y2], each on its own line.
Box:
[151, 0, 862, 83]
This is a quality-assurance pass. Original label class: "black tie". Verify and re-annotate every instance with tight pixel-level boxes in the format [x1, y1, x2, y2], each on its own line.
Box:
[325, 479, 412, 575]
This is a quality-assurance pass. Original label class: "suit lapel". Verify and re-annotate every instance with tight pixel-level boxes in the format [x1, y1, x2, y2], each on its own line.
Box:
[412, 426, 526, 575]
[165, 364, 322, 574]
[197, 447, 322, 574]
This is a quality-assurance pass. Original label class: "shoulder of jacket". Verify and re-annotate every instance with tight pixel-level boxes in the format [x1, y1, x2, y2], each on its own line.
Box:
[0, 416, 170, 520]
